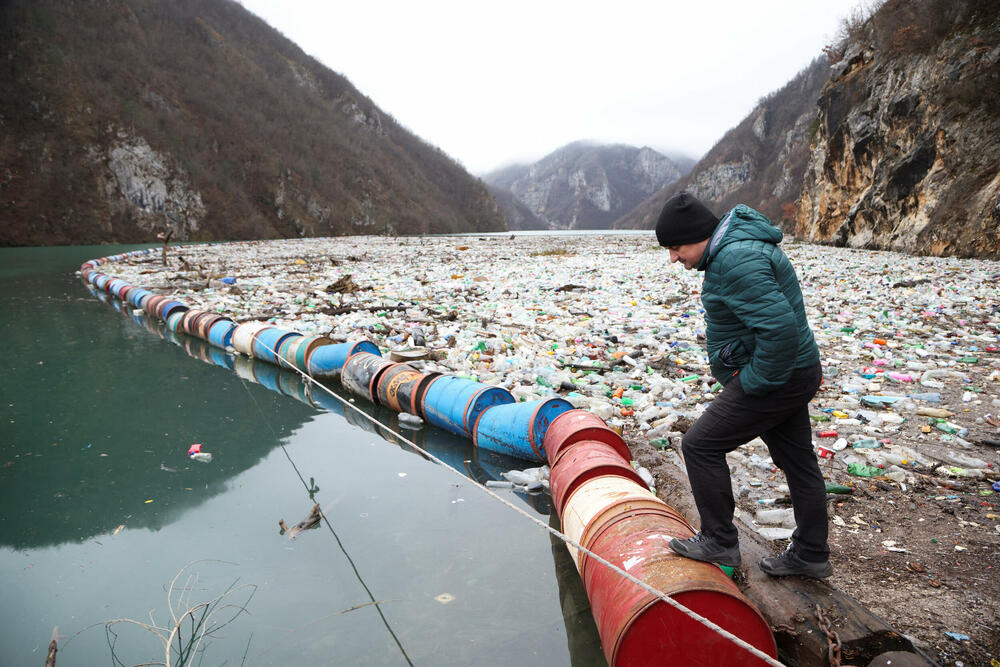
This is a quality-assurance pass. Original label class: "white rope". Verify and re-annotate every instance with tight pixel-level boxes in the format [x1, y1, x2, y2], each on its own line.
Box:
[253, 338, 784, 667]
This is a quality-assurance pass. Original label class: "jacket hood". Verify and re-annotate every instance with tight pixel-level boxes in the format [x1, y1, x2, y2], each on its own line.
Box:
[700, 205, 783, 268]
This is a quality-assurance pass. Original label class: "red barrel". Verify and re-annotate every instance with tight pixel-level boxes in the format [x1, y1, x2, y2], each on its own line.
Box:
[583, 512, 777, 666]
[560, 475, 677, 571]
[375, 363, 424, 412]
[550, 440, 646, 516]
[544, 409, 631, 466]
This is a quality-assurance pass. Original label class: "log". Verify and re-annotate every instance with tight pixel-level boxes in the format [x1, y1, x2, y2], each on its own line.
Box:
[637, 444, 937, 667]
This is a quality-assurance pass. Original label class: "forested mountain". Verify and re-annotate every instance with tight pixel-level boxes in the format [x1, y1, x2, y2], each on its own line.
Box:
[0, 0, 506, 246]
[483, 142, 685, 230]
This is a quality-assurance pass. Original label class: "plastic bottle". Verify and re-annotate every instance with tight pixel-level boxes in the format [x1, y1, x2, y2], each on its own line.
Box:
[909, 392, 941, 402]
[398, 412, 423, 428]
[191, 452, 213, 463]
[755, 508, 796, 527]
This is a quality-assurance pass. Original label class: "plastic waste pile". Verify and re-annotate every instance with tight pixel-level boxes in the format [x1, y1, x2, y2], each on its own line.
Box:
[79, 236, 999, 532]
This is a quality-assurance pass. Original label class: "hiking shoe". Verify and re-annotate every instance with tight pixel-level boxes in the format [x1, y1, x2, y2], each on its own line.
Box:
[759, 545, 833, 579]
[669, 533, 741, 567]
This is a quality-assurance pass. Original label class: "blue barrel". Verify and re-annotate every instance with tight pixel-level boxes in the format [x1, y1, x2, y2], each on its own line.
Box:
[160, 300, 188, 320]
[252, 360, 282, 393]
[252, 327, 302, 364]
[421, 376, 515, 439]
[208, 320, 237, 349]
[307, 384, 347, 418]
[307, 340, 380, 380]
[472, 398, 575, 462]
[278, 369, 311, 406]
[129, 289, 151, 307]
[208, 345, 235, 371]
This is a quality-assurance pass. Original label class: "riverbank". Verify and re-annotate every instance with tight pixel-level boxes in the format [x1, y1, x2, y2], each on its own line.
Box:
[97, 233, 1000, 665]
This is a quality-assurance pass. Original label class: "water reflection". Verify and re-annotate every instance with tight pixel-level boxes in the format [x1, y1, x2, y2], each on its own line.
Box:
[0, 246, 603, 666]
[97, 283, 550, 517]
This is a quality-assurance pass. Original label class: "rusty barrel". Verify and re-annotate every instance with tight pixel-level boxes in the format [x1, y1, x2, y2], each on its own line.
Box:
[582, 511, 777, 666]
[375, 363, 425, 412]
[409, 372, 442, 418]
[550, 440, 646, 516]
[560, 475, 678, 570]
[341, 351, 395, 402]
[142, 294, 167, 317]
[471, 398, 574, 462]
[196, 314, 229, 341]
[544, 409, 632, 466]
[420, 375, 515, 439]
[307, 340, 380, 380]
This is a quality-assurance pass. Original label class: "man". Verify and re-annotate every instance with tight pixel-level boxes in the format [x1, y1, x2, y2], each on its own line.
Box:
[656, 191, 831, 578]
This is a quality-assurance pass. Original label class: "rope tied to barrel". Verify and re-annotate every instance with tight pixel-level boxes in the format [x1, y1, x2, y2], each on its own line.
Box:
[246, 335, 787, 667]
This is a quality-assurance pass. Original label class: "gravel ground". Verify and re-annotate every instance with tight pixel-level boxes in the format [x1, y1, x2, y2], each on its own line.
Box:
[96, 233, 1000, 665]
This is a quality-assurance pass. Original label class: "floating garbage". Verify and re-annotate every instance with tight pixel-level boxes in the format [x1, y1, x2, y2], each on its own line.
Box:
[82, 234, 999, 519]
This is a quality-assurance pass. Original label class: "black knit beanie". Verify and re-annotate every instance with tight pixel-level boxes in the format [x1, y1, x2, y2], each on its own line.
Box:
[655, 192, 720, 247]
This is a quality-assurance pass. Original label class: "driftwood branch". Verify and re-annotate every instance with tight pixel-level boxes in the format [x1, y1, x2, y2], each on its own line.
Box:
[156, 229, 174, 267]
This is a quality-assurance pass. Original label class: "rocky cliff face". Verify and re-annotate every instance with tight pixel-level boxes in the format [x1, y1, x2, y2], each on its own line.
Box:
[483, 142, 683, 230]
[614, 58, 830, 231]
[0, 0, 505, 246]
[795, 1, 1000, 258]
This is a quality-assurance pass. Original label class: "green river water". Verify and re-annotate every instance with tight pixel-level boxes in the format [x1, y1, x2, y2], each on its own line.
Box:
[0, 245, 605, 666]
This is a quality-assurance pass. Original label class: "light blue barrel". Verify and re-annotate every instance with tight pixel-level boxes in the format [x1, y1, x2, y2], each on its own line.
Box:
[252, 327, 302, 364]
[252, 359, 282, 393]
[421, 376, 515, 439]
[207, 320, 237, 349]
[307, 384, 347, 418]
[307, 340, 380, 380]
[127, 289, 149, 307]
[471, 398, 575, 462]
[95, 274, 111, 290]
[208, 345, 235, 371]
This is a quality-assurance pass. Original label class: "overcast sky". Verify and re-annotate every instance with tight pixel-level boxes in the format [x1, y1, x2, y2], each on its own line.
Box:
[237, 1, 859, 174]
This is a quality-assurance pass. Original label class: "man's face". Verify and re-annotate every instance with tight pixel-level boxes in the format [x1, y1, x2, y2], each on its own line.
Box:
[667, 239, 709, 270]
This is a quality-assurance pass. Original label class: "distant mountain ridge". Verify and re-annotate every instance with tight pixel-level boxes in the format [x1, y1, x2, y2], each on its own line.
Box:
[483, 142, 686, 230]
[0, 0, 505, 245]
[613, 57, 830, 232]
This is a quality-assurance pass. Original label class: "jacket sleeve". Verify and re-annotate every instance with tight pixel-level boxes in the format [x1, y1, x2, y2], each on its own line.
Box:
[717, 247, 798, 396]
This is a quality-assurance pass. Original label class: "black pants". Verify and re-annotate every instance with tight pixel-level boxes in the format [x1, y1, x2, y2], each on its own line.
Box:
[680, 362, 829, 562]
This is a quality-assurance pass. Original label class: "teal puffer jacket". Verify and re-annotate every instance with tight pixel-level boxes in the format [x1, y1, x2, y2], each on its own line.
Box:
[698, 205, 819, 396]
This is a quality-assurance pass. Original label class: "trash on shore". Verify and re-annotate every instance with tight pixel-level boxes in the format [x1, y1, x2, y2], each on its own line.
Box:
[97, 235, 998, 511]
